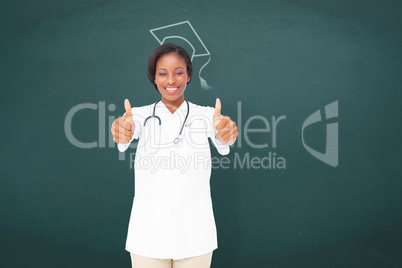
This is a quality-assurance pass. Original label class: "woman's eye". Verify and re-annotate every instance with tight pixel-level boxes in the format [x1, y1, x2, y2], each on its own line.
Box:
[158, 73, 167, 76]
[175, 72, 184, 75]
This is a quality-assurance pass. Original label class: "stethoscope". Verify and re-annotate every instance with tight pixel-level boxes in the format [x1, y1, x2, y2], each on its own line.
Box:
[143, 99, 190, 144]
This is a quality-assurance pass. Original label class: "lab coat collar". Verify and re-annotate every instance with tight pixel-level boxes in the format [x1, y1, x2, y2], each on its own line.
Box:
[155, 99, 189, 116]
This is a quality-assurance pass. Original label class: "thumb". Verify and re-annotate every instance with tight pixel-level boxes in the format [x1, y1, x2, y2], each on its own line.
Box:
[214, 98, 221, 117]
[124, 99, 132, 117]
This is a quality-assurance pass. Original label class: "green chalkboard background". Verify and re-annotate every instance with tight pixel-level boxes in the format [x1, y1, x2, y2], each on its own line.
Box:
[1, 0, 401, 267]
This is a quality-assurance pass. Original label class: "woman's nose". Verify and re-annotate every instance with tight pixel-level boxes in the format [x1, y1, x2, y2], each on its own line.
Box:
[167, 74, 175, 84]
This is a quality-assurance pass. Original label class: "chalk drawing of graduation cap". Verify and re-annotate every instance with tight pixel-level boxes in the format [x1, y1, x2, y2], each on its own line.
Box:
[150, 21, 212, 90]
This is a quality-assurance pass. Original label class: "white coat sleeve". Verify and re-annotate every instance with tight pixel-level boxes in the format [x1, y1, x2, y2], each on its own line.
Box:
[205, 107, 230, 156]
[117, 107, 142, 152]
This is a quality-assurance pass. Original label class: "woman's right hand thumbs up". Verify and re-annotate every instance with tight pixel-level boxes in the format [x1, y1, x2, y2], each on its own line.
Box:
[111, 99, 135, 144]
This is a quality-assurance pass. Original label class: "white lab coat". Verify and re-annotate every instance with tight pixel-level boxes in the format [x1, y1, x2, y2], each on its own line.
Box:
[118, 100, 230, 260]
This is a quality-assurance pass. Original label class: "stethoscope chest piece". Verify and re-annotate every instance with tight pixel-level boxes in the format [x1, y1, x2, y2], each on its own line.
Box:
[173, 135, 184, 145]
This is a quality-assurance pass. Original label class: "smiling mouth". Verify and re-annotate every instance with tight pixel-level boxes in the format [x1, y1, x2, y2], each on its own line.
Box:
[165, 87, 178, 92]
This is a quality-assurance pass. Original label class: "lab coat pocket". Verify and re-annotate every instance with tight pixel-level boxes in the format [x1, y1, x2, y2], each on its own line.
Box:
[126, 198, 162, 251]
[182, 199, 217, 251]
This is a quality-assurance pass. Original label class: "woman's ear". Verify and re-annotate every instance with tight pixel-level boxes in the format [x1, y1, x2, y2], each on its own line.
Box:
[187, 76, 191, 83]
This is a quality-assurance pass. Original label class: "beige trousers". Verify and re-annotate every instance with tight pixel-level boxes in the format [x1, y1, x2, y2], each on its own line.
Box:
[130, 251, 213, 268]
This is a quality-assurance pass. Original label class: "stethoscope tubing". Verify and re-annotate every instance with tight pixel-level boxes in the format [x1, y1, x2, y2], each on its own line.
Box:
[143, 99, 190, 144]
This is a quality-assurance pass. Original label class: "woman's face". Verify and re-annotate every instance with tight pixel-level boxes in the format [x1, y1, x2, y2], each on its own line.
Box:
[154, 52, 190, 106]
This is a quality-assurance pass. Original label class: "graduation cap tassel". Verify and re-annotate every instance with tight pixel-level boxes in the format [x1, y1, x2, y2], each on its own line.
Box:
[199, 56, 212, 90]
[199, 76, 212, 90]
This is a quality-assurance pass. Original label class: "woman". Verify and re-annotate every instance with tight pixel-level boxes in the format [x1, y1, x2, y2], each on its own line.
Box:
[111, 43, 238, 268]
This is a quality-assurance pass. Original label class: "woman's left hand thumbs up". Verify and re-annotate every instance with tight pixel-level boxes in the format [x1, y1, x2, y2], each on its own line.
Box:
[213, 98, 238, 146]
